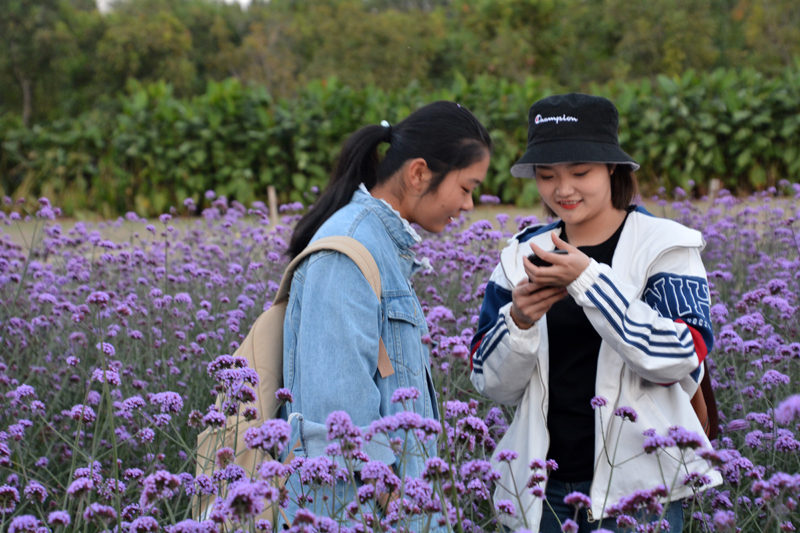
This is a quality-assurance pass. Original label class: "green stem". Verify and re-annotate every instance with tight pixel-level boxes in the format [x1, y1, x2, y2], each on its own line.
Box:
[597, 418, 626, 529]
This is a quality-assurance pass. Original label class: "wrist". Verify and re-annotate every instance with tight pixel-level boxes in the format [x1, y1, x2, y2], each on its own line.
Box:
[510, 306, 536, 330]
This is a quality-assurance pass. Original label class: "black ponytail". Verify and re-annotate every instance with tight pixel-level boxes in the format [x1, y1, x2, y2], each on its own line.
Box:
[288, 101, 491, 258]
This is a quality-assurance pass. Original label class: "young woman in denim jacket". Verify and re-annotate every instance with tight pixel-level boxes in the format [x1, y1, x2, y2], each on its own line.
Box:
[280, 101, 491, 525]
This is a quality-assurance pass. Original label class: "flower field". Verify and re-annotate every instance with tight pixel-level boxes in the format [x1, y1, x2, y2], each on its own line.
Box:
[0, 186, 799, 533]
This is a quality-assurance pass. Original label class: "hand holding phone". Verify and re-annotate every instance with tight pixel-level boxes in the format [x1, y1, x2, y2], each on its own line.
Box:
[527, 249, 568, 268]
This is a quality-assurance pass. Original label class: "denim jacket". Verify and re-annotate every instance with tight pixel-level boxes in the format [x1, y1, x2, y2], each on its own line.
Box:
[282, 188, 440, 485]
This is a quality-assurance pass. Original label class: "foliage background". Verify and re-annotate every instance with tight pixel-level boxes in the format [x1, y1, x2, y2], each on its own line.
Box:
[1, 0, 800, 215]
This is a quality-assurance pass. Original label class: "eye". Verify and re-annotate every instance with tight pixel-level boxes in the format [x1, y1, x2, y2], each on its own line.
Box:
[462, 187, 472, 194]
[537, 174, 554, 180]
[574, 171, 589, 177]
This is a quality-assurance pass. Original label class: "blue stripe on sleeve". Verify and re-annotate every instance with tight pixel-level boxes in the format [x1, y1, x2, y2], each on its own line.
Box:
[592, 285, 695, 349]
[471, 281, 512, 351]
[598, 273, 630, 307]
[476, 324, 508, 365]
[586, 291, 695, 359]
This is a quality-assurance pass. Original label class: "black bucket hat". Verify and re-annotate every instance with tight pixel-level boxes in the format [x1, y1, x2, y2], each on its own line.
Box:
[510, 93, 639, 178]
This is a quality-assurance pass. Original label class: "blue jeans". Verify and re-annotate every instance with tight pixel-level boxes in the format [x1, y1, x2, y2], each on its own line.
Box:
[539, 479, 684, 533]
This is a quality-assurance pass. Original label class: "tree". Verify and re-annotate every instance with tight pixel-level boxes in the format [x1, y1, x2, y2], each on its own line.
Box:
[97, 2, 196, 95]
[604, 0, 720, 78]
[738, 0, 800, 72]
[273, 0, 445, 92]
[0, 0, 68, 126]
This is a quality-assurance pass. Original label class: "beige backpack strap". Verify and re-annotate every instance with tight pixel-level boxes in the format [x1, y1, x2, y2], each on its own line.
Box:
[275, 236, 394, 378]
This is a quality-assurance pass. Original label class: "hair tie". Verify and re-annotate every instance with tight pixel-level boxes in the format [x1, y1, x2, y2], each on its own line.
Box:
[380, 120, 392, 143]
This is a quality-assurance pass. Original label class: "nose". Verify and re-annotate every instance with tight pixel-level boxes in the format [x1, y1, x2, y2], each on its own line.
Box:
[462, 194, 474, 212]
[555, 177, 575, 197]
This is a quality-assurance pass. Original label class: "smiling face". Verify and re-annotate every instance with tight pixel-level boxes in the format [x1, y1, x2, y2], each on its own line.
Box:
[410, 155, 490, 233]
[535, 162, 623, 237]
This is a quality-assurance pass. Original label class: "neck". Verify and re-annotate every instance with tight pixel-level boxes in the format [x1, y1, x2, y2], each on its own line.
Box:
[366, 183, 409, 220]
[564, 207, 627, 247]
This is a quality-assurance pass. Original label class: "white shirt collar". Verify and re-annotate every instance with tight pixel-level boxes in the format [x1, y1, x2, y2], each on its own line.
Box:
[358, 183, 432, 272]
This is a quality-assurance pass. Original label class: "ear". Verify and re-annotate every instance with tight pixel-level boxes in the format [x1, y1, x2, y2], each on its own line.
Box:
[405, 158, 431, 193]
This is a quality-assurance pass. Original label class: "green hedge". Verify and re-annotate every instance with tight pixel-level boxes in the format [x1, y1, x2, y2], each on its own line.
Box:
[2, 68, 800, 216]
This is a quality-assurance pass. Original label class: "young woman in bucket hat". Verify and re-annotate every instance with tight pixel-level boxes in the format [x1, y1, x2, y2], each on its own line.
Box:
[470, 93, 721, 532]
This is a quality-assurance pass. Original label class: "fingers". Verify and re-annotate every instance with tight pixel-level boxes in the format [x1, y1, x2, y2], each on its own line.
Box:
[511, 283, 569, 326]
[551, 232, 579, 253]
[529, 286, 568, 304]
[529, 241, 569, 267]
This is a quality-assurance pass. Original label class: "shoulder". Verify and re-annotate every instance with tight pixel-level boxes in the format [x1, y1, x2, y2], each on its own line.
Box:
[312, 202, 389, 249]
[302, 203, 394, 274]
[628, 206, 704, 247]
[511, 220, 561, 244]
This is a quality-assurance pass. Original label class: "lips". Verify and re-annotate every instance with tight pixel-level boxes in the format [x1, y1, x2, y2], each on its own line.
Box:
[558, 200, 581, 210]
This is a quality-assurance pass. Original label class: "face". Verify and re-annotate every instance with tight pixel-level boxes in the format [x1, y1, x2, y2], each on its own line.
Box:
[535, 162, 616, 227]
[411, 155, 490, 233]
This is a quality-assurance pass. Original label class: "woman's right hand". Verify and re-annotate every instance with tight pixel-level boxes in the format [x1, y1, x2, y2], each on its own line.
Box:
[510, 280, 568, 329]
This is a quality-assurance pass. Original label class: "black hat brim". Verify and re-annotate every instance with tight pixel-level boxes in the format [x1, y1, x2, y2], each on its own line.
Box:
[510, 140, 640, 178]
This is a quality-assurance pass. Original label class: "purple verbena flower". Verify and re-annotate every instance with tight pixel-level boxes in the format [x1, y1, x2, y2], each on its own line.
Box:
[8, 515, 42, 533]
[83, 502, 117, 523]
[614, 406, 638, 422]
[422, 457, 450, 481]
[243, 419, 291, 455]
[0, 484, 20, 512]
[390, 387, 421, 404]
[590, 396, 608, 409]
[91, 368, 121, 386]
[761, 369, 790, 386]
[668, 426, 705, 449]
[775, 395, 800, 425]
[223, 480, 276, 521]
[562, 518, 579, 533]
[713, 510, 736, 530]
[275, 388, 293, 403]
[47, 511, 71, 526]
[564, 491, 591, 509]
[129, 516, 160, 533]
[139, 470, 181, 508]
[360, 460, 401, 494]
[22, 481, 47, 503]
[496, 449, 518, 462]
[151, 391, 184, 413]
[455, 416, 489, 452]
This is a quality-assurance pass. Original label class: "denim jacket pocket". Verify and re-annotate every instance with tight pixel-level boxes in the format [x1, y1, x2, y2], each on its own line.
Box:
[384, 296, 426, 377]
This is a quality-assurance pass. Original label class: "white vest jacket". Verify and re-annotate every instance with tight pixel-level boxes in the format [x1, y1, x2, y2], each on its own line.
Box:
[470, 208, 723, 531]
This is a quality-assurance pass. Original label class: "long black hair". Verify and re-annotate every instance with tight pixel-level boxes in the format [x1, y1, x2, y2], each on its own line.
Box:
[288, 101, 491, 258]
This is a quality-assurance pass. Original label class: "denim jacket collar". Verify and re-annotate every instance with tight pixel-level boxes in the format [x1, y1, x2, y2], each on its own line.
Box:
[351, 187, 432, 276]
[352, 187, 420, 250]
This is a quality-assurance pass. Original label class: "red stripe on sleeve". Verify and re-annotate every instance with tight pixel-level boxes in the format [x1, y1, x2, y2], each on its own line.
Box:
[675, 319, 708, 363]
[469, 338, 483, 372]
[657, 320, 709, 386]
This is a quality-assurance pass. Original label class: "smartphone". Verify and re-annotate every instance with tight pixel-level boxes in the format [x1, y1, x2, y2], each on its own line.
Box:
[527, 249, 568, 268]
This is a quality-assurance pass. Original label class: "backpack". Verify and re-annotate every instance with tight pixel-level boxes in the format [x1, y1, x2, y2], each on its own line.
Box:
[194, 236, 395, 523]
[691, 360, 719, 440]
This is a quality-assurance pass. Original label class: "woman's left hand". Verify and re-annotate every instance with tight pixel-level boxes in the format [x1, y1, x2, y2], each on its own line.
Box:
[525, 233, 591, 288]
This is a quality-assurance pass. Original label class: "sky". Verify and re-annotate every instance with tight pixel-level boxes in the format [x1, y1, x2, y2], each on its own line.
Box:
[96, 0, 252, 13]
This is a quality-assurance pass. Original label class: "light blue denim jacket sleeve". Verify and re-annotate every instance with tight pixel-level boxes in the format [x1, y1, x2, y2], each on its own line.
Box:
[283, 249, 396, 465]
